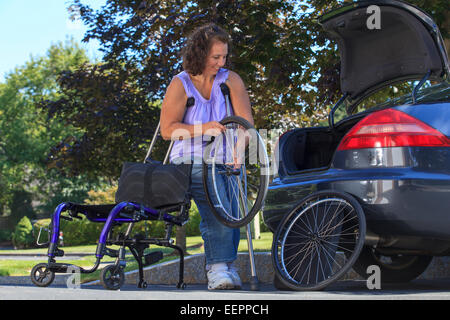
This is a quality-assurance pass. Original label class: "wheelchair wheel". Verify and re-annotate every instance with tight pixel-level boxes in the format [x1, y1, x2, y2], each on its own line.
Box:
[203, 116, 270, 228]
[100, 264, 125, 290]
[272, 190, 366, 291]
[30, 263, 55, 287]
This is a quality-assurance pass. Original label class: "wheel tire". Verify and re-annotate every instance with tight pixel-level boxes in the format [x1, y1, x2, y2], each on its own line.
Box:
[273, 272, 294, 291]
[272, 190, 366, 291]
[352, 246, 433, 283]
[30, 263, 55, 287]
[100, 265, 125, 290]
[203, 116, 270, 228]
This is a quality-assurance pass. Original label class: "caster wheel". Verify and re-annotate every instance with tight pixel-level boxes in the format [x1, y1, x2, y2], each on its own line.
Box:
[139, 281, 148, 289]
[100, 265, 125, 290]
[30, 263, 55, 287]
[177, 282, 187, 289]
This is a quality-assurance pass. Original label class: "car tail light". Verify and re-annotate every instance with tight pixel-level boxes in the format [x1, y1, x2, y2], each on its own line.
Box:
[338, 109, 450, 150]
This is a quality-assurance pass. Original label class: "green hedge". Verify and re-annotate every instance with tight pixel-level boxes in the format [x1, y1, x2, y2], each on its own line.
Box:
[30, 202, 274, 247]
[185, 201, 201, 236]
[32, 201, 203, 247]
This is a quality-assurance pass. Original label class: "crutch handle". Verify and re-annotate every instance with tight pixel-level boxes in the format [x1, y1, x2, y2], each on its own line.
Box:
[220, 83, 233, 117]
[186, 97, 195, 108]
[219, 83, 230, 96]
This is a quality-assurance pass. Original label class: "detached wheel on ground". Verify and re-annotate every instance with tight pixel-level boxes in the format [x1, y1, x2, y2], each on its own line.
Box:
[30, 263, 55, 287]
[100, 264, 125, 290]
[272, 190, 366, 291]
[352, 246, 433, 283]
[203, 116, 270, 229]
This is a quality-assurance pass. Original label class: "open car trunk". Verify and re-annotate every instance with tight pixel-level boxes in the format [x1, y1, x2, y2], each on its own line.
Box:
[278, 116, 362, 176]
[278, 0, 449, 178]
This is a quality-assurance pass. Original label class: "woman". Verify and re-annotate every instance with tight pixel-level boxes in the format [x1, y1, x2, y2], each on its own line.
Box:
[160, 23, 254, 290]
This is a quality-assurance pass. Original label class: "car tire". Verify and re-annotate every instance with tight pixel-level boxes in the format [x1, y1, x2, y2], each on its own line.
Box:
[352, 246, 433, 283]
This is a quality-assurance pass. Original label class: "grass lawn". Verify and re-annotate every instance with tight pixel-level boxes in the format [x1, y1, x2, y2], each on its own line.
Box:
[0, 232, 273, 283]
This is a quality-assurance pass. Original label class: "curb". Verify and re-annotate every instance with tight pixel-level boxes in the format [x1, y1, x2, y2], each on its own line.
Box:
[0, 274, 73, 286]
[0, 253, 93, 257]
[2, 253, 450, 287]
[84, 252, 275, 287]
[84, 253, 450, 287]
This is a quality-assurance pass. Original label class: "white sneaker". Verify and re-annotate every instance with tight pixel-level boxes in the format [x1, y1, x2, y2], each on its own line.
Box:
[207, 263, 235, 290]
[228, 265, 242, 290]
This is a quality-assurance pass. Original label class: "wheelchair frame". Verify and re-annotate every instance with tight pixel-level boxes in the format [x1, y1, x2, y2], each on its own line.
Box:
[33, 200, 190, 289]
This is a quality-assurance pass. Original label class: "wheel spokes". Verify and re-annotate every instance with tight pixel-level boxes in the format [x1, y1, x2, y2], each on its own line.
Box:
[277, 197, 363, 288]
[209, 125, 261, 222]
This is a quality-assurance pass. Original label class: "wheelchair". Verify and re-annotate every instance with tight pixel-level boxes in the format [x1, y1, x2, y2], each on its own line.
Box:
[31, 201, 189, 290]
[31, 84, 270, 291]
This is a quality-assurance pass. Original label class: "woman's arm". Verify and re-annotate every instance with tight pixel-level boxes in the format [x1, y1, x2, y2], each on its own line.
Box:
[160, 77, 190, 140]
[225, 71, 255, 167]
[160, 77, 225, 140]
[226, 71, 254, 126]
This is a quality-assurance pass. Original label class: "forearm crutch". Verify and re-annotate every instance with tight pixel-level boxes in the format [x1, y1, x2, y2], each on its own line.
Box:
[221, 83, 260, 291]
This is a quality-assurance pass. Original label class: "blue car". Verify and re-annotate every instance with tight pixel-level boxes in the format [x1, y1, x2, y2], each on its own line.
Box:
[263, 0, 450, 290]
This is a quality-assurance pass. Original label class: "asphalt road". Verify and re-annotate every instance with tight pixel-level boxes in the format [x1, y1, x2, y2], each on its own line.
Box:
[2, 278, 450, 300]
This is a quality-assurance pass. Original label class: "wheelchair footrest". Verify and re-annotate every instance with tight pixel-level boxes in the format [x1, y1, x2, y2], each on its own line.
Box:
[143, 251, 163, 267]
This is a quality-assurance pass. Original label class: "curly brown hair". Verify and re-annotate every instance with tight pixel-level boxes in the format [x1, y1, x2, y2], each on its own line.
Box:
[182, 23, 231, 76]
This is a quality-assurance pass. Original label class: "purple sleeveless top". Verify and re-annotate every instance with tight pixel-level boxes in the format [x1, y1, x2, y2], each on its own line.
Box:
[169, 68, 232, 163]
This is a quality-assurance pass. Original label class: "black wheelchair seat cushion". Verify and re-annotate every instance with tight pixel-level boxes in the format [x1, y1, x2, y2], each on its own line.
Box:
[66, 202, 117, 220]
[115, 162, 191, 210]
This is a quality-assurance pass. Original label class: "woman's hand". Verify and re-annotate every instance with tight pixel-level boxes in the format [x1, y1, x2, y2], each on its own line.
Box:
[202, 121, 226, 137]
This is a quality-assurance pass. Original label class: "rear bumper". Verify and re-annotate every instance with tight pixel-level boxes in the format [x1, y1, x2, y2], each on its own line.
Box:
[263, 167, 450, 240]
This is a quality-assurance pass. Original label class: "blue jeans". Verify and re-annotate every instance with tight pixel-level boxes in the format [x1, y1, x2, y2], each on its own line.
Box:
[190, 164, 240, 266]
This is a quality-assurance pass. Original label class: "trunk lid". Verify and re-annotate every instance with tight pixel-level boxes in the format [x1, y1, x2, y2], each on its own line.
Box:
[318, 0, 450, 104]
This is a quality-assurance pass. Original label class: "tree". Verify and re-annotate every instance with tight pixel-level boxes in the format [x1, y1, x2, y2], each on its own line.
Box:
[37, 0, 448, 252]
[0, 39, 105, 222]
[42, 0, 450, 179]
[39, 0, 308, 178]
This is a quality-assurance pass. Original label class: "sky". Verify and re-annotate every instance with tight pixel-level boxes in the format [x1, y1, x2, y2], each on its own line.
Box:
[0, 0, 106, 82]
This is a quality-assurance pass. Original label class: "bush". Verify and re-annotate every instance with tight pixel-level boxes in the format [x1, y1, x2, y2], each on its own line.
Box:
[33, 215, 174, 247]
[259, 212, 270, 233]
[84, 185, 117, 205]
[59, 217, 104, 246]
[12, 216, 35, 249]
[0, 230, 12, 243]
[31, 194, 202, 246]
[0, 269, 10, 276]
[33, 217, 103, 247]
[9, 190, 35, 229]
[33, 219, 51, 245]
[185, 201, 201, 237]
